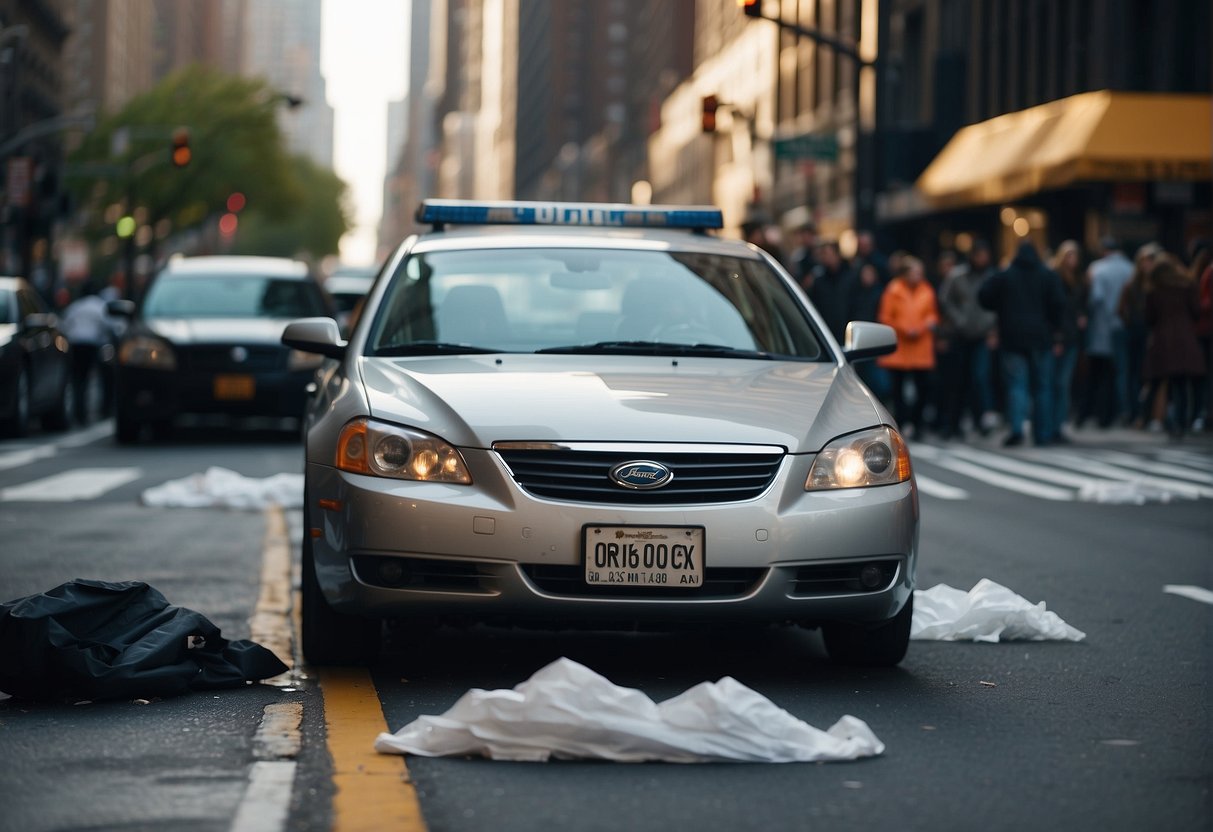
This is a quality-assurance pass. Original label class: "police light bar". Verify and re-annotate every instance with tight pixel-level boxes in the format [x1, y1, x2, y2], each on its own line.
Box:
[417, 199, 723, 231]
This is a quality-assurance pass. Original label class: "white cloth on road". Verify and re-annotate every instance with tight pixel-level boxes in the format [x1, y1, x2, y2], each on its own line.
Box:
[141, 467, 303, 510]
[911, 579, 1086, 642]
[374, 657, 884, 763]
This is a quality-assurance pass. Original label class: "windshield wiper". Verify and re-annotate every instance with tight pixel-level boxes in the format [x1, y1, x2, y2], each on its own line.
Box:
[373, 341, 501, 356]
[535, 341, 774, 359]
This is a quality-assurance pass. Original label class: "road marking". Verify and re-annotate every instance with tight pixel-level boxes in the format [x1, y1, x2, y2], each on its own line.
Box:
[914, 474, 969, 500]
[0, 467, 141, 501]
[1084, 449, 1213, 485]
[252, 507, 295, 670]
[320, 667, 428, 832]
[1163, 585, 1213, 606]
[0, 444, 56, 471]
[912, 451, 1074, 501]
[56, 420, 114, 448]
[1042, 452, 1213, 499]
[944, 444, 1117, 490]
[230, 761, 298, 832]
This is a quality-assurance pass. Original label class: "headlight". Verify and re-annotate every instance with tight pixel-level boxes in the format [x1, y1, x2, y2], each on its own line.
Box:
[287, 349, 325, 371]
[336, 418, 472, 484]
[806, 426, 911, 491]
[119, 335, 176, 369]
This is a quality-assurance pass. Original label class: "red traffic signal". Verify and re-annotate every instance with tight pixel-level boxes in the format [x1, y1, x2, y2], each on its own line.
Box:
[739, 0, 762, 18]
[702, 95, 719, 133]
[171, 128, 191, 168]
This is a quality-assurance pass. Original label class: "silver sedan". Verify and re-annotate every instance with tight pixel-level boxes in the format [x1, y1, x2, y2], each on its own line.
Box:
[285, 200, 917, 666]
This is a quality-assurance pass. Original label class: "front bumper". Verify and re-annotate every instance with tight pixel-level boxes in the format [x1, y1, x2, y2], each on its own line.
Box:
[306, 448, 919, 627]
[116, 365, 313, 420]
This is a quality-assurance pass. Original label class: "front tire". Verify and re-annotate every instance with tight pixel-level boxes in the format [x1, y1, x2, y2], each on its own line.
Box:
[822, 594, 913, 667]
[301, 524, 382, 666]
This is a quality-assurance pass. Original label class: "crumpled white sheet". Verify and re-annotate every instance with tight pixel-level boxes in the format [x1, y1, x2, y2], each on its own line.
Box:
[140, 467, 303, 510]
[911, 579, 1085, 642]
[374, 657, 884, 763]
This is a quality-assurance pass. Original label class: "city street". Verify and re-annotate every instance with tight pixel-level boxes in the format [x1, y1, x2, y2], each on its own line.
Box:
[0, 421, 1209, 832]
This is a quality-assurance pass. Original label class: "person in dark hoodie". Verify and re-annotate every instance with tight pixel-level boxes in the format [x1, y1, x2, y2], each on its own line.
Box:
[978, 241, 1066, 446]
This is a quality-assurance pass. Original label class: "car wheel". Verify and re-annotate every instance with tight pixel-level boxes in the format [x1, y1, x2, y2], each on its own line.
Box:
[301, 518, 382, 666]
[2, 368, 32, 437]
[821, 593, 913, 667]
[114, 410, 141, 444]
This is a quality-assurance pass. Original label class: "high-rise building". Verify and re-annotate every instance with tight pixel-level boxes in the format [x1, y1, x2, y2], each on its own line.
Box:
[241, 0, 334, 168]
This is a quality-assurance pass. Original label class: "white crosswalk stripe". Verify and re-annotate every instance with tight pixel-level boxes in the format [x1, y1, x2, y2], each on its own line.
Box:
[0, 468, 142, 502]
[911, 442, 1213, 503]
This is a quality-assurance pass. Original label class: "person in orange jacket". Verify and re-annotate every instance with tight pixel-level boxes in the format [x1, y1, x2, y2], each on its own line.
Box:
[877, 256, 939, 438]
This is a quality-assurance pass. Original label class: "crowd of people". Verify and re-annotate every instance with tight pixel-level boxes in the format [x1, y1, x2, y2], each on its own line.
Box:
[768, 221, 1212, 446]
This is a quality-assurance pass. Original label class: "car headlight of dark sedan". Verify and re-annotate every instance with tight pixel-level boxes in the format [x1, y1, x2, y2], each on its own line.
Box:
[336, 418, 472, 483]
[119, 335, 177, 369]
[805, 426, 911, 491]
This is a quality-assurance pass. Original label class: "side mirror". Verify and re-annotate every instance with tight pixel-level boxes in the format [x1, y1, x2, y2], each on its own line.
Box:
[106, 299, 136, 318]
[282, 317, 346, 359]
[842, 321, 897, 362]
[21, 312, 57, 330]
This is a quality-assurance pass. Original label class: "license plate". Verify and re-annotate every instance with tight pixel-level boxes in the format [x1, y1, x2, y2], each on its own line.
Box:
[583, 525, 704, 588]
[213, 374, 255, 400]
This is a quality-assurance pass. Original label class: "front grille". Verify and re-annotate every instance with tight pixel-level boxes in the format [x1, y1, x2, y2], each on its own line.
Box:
[789, 559, 899, 596]
[521, 564, 766, 599]
[177, 344, 286, 373]
[353, 555, 495, 594]
[496, 448, 783, 504]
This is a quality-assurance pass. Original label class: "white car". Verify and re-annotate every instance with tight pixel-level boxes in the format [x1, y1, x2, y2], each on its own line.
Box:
[285, 200, 917, 666]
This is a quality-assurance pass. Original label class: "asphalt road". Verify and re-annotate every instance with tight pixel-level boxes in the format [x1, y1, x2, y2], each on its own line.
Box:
[0, 420, 1209, 832]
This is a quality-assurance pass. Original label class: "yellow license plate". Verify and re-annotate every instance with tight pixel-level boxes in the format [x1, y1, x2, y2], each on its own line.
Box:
[213, 374, 255, 400]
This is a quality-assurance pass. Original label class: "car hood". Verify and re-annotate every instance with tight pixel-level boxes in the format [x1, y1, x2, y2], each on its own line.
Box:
[358, 355, 883, 453]
[143, 317, 291, 345]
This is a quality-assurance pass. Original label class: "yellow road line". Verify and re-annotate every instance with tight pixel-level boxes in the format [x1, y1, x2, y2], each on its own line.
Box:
[252, 506, 295, 670]
[319, 667, 427, 832]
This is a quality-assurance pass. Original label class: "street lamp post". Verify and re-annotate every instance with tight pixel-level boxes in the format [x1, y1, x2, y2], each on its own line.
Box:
[740, 2, 880, 234]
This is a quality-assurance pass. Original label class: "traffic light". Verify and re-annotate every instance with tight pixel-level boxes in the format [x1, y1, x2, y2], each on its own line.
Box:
[702, 95, 719, 133]
[739, 0, 762, 18]
[171, 128, 191, 168]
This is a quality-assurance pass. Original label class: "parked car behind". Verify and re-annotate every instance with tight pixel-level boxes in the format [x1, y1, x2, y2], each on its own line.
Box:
[286, 200, 917, 668]
[0, 276, 73, 436]
[108, 256, 334, 442]
[324, 264, 377, 336]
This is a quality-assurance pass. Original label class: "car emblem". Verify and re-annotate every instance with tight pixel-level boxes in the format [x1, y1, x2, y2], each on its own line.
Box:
[609, 460, 673, 490]
[230, 346, 249, 363]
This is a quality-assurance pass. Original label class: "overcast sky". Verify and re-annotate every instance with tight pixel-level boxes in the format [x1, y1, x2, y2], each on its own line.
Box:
[321, 0, 409, 266]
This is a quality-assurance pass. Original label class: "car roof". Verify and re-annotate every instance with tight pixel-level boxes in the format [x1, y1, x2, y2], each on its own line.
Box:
[0, 276, 31, 292]
[159, 256, 311, 279]
[410, 226, 764, 259]
[324, 274, 374, 294]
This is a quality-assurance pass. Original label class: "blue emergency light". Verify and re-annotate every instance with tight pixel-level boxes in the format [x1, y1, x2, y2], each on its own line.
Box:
[417, 199, 723, 231]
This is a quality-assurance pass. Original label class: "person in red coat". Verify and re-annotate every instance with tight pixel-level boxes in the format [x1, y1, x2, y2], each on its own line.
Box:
[878, 256, 939, 438]
[1143, 254, 1207, 438]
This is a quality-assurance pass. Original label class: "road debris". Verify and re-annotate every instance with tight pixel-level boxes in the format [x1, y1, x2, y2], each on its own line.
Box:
[911, 579, 1086, 642]
[374, 657, 884, 763]
[140, 467, 303, 510]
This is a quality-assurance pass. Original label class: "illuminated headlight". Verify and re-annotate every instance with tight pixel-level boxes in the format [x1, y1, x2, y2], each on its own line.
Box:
[336, 418, 471, 484]
[287, 349, 325, 371]
[805, 426, 911, 491]
[119, 335, 176, 369]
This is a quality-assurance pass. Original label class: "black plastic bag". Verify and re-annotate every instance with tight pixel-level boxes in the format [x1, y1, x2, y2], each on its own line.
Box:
[0, 579, 289, 701]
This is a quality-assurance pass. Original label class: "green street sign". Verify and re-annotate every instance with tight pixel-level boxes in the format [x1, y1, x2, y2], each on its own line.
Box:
[773, 133, 839, 161]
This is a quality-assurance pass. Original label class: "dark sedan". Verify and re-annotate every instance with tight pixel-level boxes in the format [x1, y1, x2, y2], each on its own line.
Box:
[109, 256, 334, 442]
[0, 276, 72, 436]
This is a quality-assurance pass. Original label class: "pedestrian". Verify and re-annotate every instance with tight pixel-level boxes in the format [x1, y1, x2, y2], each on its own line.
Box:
[60, 282, 121, 424]
[978, 241, 1065, 447]
[937, 240, 999, 438]
[1141, 254, 1206, 438]
[1187, 241, 1211, 431]
[807, 240, 855, 344]
[1116, 242, 1162, 428]
[1079, 237, 1134, 428]
[847, 262, 892, 401]
[853, 230, 890, 284]
[1049, 240, 1087, 442]
[877, 256, 938, 439]
[788, 222, 819, 288]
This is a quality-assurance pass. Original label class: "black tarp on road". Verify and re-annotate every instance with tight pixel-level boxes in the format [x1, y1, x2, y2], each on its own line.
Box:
[0, 579, 288, 701]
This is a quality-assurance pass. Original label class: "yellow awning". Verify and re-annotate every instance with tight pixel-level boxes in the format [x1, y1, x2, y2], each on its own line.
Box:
[916, 90, 1213, 209]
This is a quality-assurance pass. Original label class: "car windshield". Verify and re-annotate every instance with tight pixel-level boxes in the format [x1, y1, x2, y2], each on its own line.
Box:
[141, 275, 328, 319]
[366, 248, 825, 359]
